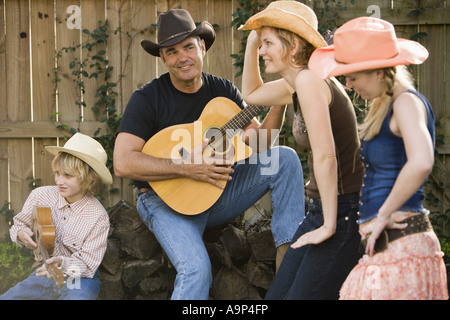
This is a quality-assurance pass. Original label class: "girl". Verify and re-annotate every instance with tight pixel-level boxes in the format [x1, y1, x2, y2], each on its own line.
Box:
[309, 16, 448, 299]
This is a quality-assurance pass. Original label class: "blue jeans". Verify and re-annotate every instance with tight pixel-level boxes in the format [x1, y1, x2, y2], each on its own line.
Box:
[136, 146, 305, 300]
[265, 193, 362, 300]
[0, 270, 100, 300]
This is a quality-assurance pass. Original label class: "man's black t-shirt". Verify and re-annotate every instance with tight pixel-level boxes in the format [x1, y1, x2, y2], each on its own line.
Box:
[117, 72, 244, 188]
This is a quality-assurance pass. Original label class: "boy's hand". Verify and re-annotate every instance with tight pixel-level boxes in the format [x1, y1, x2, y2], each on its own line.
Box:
[36, 257, 63, 278]
[17, 228, 37, 249]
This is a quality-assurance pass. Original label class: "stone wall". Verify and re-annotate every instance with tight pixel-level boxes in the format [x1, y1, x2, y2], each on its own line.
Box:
[98, 199, 276, 300]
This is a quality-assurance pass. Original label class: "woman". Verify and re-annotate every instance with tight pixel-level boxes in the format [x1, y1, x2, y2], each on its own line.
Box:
[240, 1, 364, 299]
[309, 16, 448, 299]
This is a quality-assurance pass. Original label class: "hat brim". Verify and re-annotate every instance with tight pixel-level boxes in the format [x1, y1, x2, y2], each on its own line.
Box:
[141, 21, 216, 57]
[308, 38, 429, 79]
[45, 146, 113, 185]
[239, 9, 327, 48]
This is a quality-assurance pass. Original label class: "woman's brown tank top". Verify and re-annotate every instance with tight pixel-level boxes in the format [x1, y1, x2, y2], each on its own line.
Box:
[292, 78, 364, 199]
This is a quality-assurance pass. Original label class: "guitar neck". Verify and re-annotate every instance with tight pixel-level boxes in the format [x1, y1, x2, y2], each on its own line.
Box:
[222, 104, 265, 137]
[39, 240, 65, 289]
[39, 240, 51, 261]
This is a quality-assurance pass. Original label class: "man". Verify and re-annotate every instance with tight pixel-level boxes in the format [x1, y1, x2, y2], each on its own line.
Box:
[113, 9, 304, 300]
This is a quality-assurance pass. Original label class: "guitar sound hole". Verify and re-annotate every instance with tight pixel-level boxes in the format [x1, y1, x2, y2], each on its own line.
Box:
[204, 127, 229, 154]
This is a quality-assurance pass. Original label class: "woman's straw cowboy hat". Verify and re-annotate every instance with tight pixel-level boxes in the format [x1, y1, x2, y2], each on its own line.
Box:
[141, 9, 215, 57]
[308, 17, 429, 79]
[239, 1, 327, 49]
[45, 133, 113, 185]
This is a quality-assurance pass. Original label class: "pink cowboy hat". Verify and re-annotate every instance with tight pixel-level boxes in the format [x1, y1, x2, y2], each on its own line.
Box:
[308, 17, 428, 79]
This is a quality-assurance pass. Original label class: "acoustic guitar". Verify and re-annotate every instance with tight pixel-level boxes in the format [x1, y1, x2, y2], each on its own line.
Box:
[32, 206, 65, 289]
[141, 97, 265, 215]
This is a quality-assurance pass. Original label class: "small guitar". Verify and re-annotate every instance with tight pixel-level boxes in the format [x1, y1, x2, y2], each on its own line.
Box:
[141, 97, 265, 215]
[32, 206, 65, 289]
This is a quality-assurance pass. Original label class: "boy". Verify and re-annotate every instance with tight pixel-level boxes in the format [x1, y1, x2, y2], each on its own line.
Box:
[0, 133, 112, 300]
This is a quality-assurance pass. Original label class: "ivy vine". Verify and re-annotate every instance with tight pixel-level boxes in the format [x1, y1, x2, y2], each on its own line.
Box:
[52, 20, 127, 199]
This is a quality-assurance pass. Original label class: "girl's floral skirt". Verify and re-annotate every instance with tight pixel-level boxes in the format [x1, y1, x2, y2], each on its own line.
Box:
[340, 213, 448, 300]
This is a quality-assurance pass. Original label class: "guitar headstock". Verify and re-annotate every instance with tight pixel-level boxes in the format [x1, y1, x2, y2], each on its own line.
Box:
[46, 264, 65, 290]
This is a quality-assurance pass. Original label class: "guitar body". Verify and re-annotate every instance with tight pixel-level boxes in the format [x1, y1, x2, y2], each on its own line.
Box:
[32, 206, 65, 289]
[141, 97, 253, 215]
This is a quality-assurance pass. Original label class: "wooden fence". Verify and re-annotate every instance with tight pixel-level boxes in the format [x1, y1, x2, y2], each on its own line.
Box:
[1, 0, 449, 239]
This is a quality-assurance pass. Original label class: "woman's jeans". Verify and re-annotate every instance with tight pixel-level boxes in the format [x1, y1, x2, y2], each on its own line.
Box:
[0, 270, 100, 300]
[136, 146, 305, 300]
[265, 193, 363, 300]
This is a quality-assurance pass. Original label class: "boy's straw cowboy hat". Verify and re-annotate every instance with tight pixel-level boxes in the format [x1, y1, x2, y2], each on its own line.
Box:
[141, 9, 215, 57]
[308, 17, 429, 79]
[239, 1, 327, 49]
[46, 133, 113, 185]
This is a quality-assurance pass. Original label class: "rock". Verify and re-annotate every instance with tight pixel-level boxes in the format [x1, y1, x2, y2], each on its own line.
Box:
[247, 228, 276, 262]
[108, 200, 146, 234]
[246, 257, 274, 290]
[101, 238, 122, 275]
[121, 259, 163, 288]
[99, 200, 277, 299]
[210, 266, 262, 300]
[120, 228, 160, 260]
[139, 270, 175, 295]
[98, 269, 124, 300]
[221, 225, 251, 267]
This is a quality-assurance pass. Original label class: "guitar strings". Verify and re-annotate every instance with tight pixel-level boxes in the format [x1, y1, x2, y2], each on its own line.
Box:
[207, 105, 267, 151]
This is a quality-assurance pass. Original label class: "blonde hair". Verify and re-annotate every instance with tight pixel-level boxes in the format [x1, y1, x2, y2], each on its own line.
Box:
[52, 152, 103, 195]
[271, 27, 315, 66]
[359, 65, 415, 140]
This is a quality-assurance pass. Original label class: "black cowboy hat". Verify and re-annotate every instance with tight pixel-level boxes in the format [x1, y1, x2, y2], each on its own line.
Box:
[141, 9, 216, 57]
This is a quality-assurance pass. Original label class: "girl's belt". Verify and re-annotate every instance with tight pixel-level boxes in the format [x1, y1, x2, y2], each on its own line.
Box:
[361, 214, 433, 254]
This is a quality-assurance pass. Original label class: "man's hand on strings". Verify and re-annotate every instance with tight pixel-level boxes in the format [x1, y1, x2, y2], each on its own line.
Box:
[185, 139, 235, 189]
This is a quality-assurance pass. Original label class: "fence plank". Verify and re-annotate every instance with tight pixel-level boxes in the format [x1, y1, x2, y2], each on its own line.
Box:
[0, 0, 6, 240]
[444, 24, 450, 153]
[30, 0, 55, 121]
[34, 138, 57, 188]
[104, 0, 132, 207]
[131, 0, 157, 90]
[0, 140, 8, 241]
[419, 24, 445, 119]
[231, 0, 244, 88]
[8, 139, 33, 215]
[0, 0, 5, 123]
[55, 0, 82, 122]
[5, 0, 31, 122]
[208, 0, 234, 81]
[81, 0, 107, 122]
[106, 0, 132, 114]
